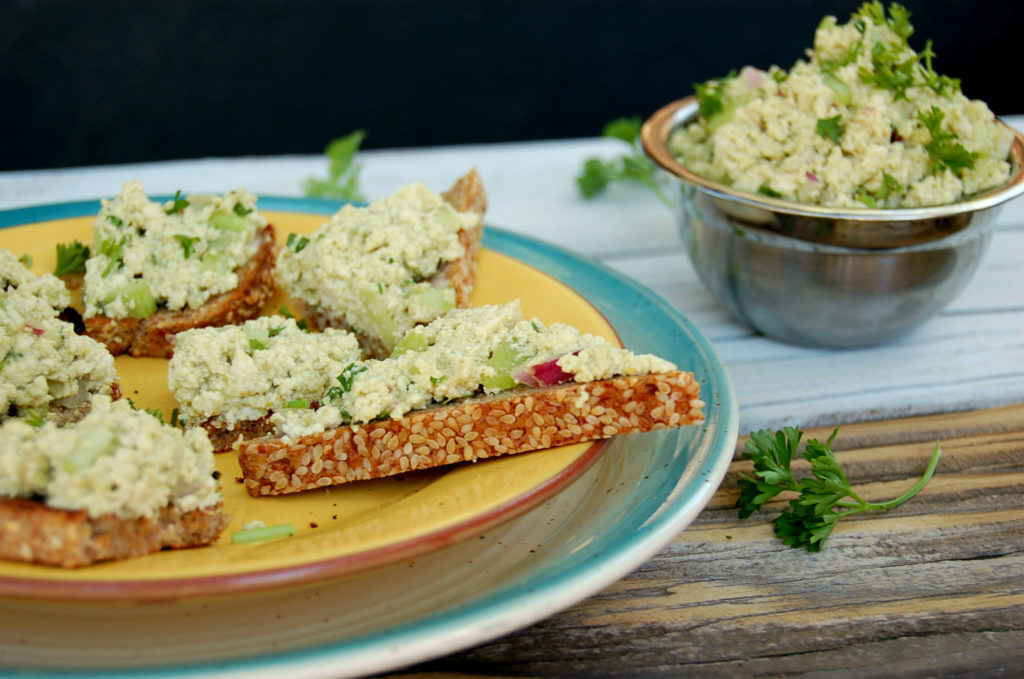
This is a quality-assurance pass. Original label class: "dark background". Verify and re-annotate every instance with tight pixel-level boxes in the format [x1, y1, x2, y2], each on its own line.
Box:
[2, 0, 1020, 170]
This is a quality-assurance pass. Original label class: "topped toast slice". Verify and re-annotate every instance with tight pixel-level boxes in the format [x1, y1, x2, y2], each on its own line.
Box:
[276, 169, 486, 359]
[1, 248, 118, 427]
[81, 181, 277, 358]
[229, 302, 704, 495]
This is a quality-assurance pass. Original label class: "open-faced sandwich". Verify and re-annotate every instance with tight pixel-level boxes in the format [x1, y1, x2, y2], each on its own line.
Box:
[210, 302, 704, 496]
[168, 315, 362, 452]
[82, 180, 277, 358]
[276, 169, 486, 358]
[1, 248, 118, 427]
[0, 395, 227, 568]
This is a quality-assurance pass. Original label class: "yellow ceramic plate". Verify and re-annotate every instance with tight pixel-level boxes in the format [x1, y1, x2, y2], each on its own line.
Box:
[0, 205, 618, 600]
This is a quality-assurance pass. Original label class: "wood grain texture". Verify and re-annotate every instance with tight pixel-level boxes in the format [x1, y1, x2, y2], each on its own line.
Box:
[387, 403, 1024, 678]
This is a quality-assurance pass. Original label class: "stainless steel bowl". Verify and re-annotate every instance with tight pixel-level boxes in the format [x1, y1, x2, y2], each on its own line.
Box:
[641, 96, 1024, 348]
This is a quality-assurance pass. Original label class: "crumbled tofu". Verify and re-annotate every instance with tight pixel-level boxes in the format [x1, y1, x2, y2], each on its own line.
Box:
[83, 180, 268, 318]
[1, 249, 116, 424]
[276, 182, 479, 352]
[270, 301, 677, 438]
[168, 316, 362, 428]
[0, 395, 221, 520]
[0, 248, 71, 311]
[669, 6, 1013, 208]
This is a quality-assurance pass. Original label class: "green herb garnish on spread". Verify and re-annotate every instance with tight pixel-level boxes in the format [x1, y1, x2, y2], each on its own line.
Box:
[918, 106, 978, 175]
[757, 185, 782, 198]
[54, 240, 90, 276]
[816, 115, 844, 144]
[302, 130, 366, 202]
[576, 117, 672, 208]
[174, 234, 200, 259]
[164, 190, 190, 215]
[737, 426, 942, 551]
[99, 235, 128, 278]
[286, 233, 310, 253]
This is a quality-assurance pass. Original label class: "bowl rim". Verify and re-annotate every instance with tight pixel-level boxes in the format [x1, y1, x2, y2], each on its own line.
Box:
[640, 95, 1024, 222]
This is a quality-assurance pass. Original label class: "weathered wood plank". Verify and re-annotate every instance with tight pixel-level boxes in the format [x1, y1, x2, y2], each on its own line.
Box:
[390, 403, 1024, 678]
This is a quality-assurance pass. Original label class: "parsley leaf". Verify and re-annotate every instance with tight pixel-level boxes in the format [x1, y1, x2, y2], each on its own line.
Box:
[286, 233, 310, 253]
[576, 117, 671, 208]
[23, 408, 47, 427]
[918, 106, 977, 175]
[279, 305, 309, 332]
[174, 234, 200, 259]
[693, 71, 736, 119]
[757, 184, 782, 198]
[99, 235, 128, 278]
[54, 240, 90, 276]
[737, 426, 942, 551]
[816, 115, 844, 144]
[164, 190, 190, 215]
[302, 130, 367, 202]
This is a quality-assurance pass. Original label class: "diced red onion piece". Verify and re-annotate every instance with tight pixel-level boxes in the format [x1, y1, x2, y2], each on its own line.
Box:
[806, 171, 819, 182]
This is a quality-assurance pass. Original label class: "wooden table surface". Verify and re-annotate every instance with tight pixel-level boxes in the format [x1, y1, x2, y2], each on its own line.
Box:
[386, 402, 1024, 678]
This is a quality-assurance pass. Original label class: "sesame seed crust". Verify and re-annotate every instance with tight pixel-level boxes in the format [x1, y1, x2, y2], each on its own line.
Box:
[237, 370, 704, 496]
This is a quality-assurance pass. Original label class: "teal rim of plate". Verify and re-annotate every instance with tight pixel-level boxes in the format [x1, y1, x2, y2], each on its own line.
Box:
[0, 196, 738, 678]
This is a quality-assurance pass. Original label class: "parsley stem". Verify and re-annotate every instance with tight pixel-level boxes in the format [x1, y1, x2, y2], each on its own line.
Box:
[870, 442, 943, 511]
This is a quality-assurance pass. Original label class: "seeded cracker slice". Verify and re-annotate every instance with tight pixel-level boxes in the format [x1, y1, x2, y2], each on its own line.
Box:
[231, 302, 704, 495]
[238, 371, 703, 496]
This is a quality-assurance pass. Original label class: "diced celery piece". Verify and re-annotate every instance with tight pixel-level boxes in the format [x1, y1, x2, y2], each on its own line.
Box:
[412, 286, 456, 314]
[243, 322, 270, 346]
[359, 287, 400, 348]
[62, 427, 116, 473]
[200, 251, 234, 273]
[231, 523, 296, 544]
[481, 341, 536, 391]
[431, 205, 458, 229]
[822, 71, 852, 106]
[392, 329, 429, 357]
[210, 208, 248, 233]
[121, 280, 157, 318]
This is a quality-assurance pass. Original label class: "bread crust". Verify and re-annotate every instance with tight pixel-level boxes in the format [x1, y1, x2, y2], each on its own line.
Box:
[0, 498, 228, 568]
[84, 224, 278, 358]
[305, 169, 487, 358]
[237, 370, 704, 496]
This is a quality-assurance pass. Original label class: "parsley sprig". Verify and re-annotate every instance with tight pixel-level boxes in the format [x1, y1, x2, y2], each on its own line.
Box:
[303, 130, 367, 202]
[54, 240, 90, 276]
[577, 117, 672, 208]
[737, 426, 942, 551]
[918, 106, 978, 175]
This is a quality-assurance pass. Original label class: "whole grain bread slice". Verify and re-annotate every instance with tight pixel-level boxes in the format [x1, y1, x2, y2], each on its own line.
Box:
[237, 370, 703, 496]
[304, 169, 487, 358]
[84, 224, 278, 358]
[0, 498, 228, 568]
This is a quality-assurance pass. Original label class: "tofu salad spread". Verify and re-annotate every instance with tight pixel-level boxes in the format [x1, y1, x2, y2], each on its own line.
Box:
[0, 395, 221, 520]
[83, 180, 268, 319]
[270, 301, 677, 439]
[1, 249, 116, 424]
[168, 315, 362, 429]
[276, 182, 479, 352]
[669, 2, 1014, 208]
